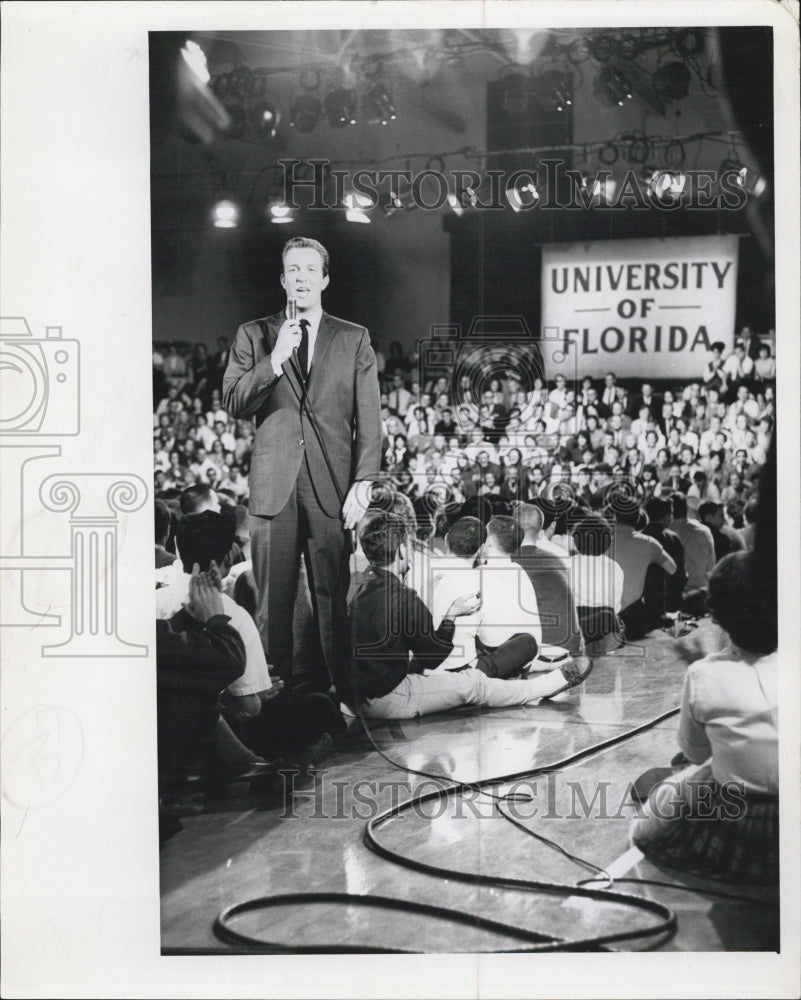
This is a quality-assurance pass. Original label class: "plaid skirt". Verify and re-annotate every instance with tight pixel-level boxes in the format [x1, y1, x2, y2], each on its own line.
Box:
[634, 781, 779, 884]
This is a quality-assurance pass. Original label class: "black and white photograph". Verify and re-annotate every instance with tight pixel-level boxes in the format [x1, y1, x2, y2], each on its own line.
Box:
[2, 2, 800, 997]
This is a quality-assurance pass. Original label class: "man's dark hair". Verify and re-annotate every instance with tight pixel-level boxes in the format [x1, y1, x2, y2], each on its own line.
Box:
[176, 510, 236, 572]
[698, 500, 722, 524]
[571, 513, 613, 556]
[358, 511, 408, 568]
[645, 497, 671, 524]
[707, 552, 777, 654]
[671, 493, 688, 519]
[486, 515, 522, 555]
[606, 503, 641, 529]
[154, 500, 172, 546]
[447, 516, 486, 558]
[459, 496, 493, 525]
[282, 236, 330, 277]
[180, 483, 217, 515]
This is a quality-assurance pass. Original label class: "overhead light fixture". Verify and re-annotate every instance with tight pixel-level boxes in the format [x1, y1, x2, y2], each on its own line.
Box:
[645, 168, 687, 202]
[324, 88, 357, 128]
[590, 175, 618, 204]
[447, 192, 465, 216]
[596, 65, 633, 107]
[343, 191, 372, 224]
[366, 83, 397, 125]
[534, 69, 573, 113]
[505, 174, 539, 212]
[212, 192, 239, 228]
[652, 61, 691, 100]
[247, 99, 280, 138]
[290, 93, 322, 133]
[268, 201, 293, 224]
[720, 157, 768, 199]
[181, 40, 210, 85]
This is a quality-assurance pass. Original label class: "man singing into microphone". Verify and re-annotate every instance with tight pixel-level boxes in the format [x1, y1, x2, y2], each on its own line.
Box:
[223, 237, 381, 695]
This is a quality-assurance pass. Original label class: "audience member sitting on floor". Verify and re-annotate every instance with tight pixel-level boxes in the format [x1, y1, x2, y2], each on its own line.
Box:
[568, 511, 625, 653]
[608, 503, 677, 641]
[349, 512, 590, 720]
[641, 497, 687, 614]
[475, 515, 544, 660]
[513, 502, 585, 656]
[698, 500, 745, 562]
[180, 484, 245, 576]
[157, 565, 276, 845]
[630, 551, 778, 883]
[431, 516, 539, 678]
[668, 493, 716, 616]
[157, 509, 343, 764]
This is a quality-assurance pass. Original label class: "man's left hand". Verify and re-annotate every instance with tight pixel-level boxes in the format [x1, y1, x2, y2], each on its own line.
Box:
[342, 482, 369, 530]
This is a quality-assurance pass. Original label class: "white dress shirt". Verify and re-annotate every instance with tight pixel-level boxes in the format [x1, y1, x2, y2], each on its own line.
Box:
[476, 556, 542, 648]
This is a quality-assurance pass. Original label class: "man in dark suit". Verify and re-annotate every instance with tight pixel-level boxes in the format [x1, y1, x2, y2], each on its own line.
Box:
[223, 237, 381, 694]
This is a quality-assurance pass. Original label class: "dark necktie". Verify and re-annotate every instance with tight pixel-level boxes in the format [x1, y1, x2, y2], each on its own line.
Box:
[298, 319, 310, 381]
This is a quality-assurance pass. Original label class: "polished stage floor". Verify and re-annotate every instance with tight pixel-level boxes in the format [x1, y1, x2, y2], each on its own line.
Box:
[160, 618, 779, 954]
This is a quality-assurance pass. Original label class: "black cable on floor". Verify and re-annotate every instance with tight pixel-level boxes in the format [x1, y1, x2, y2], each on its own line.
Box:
[213, 704, 685, 952]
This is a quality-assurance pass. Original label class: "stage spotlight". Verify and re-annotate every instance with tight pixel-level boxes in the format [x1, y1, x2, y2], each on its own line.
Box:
[181, 40, 210, 85]
[590, 175, 618, 203]
[596, 65, 633, 107]
[534, 70, 573, 113]
[343, 191, 372, 223]
[268, 202, 294, 224]
[290, 93, 322, 133]
[447, 192, 465, 216]
[366, 83, 397, 125]
[248, 100, 280, 138]
[721, 158, 768, 199]
[500, 70, 531, 119]
[324, 88, 357, 128]
[505, 175, 540, 212]
[212, 194, 239, 228]
[645, 169, 687, 202]
[652, 61, 691, 100]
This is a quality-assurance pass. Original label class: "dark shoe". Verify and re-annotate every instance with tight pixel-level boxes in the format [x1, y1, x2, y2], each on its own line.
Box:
[560, 655, 593, 688]
[541, 656, 593, 701]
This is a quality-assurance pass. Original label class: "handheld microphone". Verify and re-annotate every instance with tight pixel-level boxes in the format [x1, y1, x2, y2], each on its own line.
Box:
[286, 298, 297, 320]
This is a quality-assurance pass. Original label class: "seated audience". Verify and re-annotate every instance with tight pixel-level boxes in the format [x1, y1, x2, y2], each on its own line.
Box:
[631, 552, 778, 883]
[641, 497, 687, 613]
[432, 517, 538, 677]
[569, 512, 625, 652]
[513, 503, 585, 656]
[698, 500, 745, 562]
[349, 512, 590, 720]
[609, 504, 677, 640]
[668, 493, 717, 614]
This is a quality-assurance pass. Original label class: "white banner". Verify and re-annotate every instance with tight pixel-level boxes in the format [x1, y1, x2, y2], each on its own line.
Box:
[541, 235, 739, 380]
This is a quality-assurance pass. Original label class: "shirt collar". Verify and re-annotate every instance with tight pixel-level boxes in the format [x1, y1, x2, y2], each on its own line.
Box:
[298, 305, 323, 331]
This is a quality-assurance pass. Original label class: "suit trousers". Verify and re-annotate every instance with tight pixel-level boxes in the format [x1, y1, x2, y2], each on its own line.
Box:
[250, 457, 351, 689]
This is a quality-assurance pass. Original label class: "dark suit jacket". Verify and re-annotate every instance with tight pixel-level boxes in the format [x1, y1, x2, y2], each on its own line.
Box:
[223, 310, 381, 517]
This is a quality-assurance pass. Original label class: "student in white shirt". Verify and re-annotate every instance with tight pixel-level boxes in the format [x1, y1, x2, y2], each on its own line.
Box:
[631, 551, 778, 882]
[431, 516, 538, 677]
